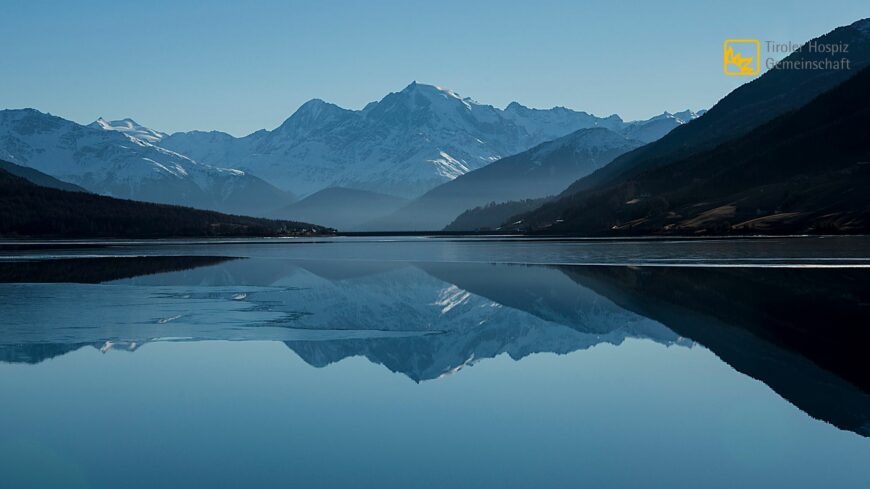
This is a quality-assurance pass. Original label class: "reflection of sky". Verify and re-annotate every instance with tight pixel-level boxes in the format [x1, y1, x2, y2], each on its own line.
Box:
[1, 339, 869, 489]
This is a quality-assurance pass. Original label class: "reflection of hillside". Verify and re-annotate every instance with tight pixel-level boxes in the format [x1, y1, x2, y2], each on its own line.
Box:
[113, 257, 407, 286]
[294, 260, 408, 281]
[0, 255, 238, 283]
[558, 265, 870, 437]
[0, 343, 91, 364]
[113, 256, 298, 286]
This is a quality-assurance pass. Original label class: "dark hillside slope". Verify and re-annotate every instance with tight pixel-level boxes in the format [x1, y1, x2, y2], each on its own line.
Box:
[369, 128, 640, 231]
[0, 159, 87, 192]
[0, 163, 331, 238]
[561, 18, 870, 196]
[508, 64, 870, 235]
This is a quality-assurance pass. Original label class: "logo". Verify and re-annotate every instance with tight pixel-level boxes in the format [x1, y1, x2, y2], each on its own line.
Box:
[723, 39, 760, 76]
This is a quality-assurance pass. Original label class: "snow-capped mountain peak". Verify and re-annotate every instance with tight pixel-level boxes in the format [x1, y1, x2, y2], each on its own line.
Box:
[364, 81, 484, 122]
[89, 117, 167, 144]
[399, 81, 477, 109]
[619, 109, 705, 143]
[645, 109, 704, 124]
[672, 109, 706, 123]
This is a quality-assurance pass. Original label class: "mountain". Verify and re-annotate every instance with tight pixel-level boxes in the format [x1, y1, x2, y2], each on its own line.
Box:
[160, 82, 697, 199]
[0, 89, 698, 221]
[271, 187, 408, 231]
[89, 117, 167, 143]
[507, 62, 870, 235]
[0, 109, 294, 215]
[510, 17, 870, 234]
[0, 159, 87, 192]
[501, 102, 625, 138]
[444, 109, 698, 232]
[620, 110, 705, 143]
[0, 162, 331, 238]
[366, 128, 643, 231]
[554, 18, 870, 198]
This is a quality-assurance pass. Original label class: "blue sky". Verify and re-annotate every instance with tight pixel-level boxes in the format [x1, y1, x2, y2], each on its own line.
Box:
[1, 0, 867, 135]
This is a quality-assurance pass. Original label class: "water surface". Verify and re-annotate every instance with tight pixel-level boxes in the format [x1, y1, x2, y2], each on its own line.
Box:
[1, 236, 868, 488]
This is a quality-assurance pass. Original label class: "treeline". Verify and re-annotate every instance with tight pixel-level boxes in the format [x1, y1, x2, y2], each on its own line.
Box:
[445, 198, 549, 231]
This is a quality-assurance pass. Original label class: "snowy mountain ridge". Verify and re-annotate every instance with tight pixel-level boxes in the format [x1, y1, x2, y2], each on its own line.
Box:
[0, 108, 293, 215]
[159, 82, 703, 198]
[89, 117, 167, 144]
[0, 84, 702, 216]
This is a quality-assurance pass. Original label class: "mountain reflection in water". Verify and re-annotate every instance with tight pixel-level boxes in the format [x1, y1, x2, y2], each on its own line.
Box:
[0, 253, 867, 437]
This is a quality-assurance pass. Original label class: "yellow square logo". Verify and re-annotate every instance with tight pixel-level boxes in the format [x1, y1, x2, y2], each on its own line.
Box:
[723, 39, 760, 75]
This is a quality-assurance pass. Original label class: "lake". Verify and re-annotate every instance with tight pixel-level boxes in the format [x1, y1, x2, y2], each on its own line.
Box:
[1, 236, 869, 488]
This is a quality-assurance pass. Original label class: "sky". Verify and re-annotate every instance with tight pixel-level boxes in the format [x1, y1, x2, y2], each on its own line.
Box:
[1, 0, 868, 136]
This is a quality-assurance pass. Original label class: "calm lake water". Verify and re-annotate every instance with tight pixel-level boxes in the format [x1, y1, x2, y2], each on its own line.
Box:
[1, 236, 868, 488]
